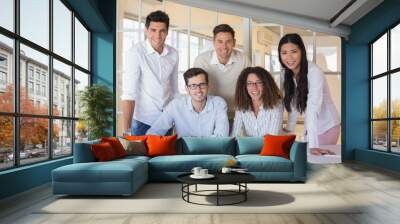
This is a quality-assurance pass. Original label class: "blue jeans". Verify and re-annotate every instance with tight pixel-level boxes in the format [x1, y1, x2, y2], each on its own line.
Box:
[131, 120, 151, 136]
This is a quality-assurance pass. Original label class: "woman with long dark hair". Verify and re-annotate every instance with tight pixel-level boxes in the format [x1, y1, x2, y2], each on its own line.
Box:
[278, 33, 340, 156]
[231, 67, 283, 136]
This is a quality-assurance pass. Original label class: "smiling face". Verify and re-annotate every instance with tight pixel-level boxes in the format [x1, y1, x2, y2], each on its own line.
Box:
[246, 73, 263, 102]
[279, 42, 302, 75]
[186, 74, 208, 104]
[213, 32, 236, 63]
[145, 21, 168, 53]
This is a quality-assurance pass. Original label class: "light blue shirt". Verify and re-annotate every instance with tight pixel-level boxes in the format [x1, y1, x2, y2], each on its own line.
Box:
[146, 95, 229, 138]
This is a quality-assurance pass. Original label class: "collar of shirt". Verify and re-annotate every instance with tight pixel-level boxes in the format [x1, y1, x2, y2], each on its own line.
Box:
[184, 95, 213, 113]
[210, 50, 237, 66]
[144, 39, 169, 56]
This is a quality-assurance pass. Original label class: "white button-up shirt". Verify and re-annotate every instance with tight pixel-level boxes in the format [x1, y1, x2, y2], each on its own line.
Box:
[146, 95, 229, 138]
[286, 62, 340, 148]
[231, 103, 283, 137]
[121, 40, 179, 125]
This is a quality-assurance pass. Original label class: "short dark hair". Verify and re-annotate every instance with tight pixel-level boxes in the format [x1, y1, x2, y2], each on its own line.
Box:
[183, 68, 209, 85]
[145, 10, 170, 30]
[213, 24, 235, 39]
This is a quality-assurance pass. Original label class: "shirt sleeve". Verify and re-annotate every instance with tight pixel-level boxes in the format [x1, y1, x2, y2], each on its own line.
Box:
[212, 98, 229, 137]
[268, 103, 284, 135]
[146, 101, 175, 136]
[171, 52, 180, 98]
[305, 66, 325, 148]
[230, 110, 244, 137]
[120, 48, 140, 101]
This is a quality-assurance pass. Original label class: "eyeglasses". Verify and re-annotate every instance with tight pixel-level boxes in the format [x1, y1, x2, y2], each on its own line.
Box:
[187, 82, 208, 90]
[246, 81, 263, 88]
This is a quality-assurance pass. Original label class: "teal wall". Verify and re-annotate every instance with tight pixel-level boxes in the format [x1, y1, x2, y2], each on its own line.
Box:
[0, 0, 116, 200]
[344, 0, 400, 171]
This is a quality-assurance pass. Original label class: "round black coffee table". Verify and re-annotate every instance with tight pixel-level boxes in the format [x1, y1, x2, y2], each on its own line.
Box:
[177, 173, 255, 206]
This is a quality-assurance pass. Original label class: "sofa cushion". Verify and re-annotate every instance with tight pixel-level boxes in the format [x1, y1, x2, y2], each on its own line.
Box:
[53, 158, 147, 183]
[74, 140, 100, 163]
[236, 137, 263, 155]
[91, 142, 118, 161]
[260, 135, 296, 159]
[178, 137, 235, 155]
[148, 154, 235, 172]
[101, 137, 127, 158]
[119, 138, 147, 156]
[147, 135, 177, 157]
[236, 155, 293, 172]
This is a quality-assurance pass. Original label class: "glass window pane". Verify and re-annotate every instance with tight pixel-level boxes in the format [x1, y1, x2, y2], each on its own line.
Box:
[53, 0, 72, 60]
[372, 121, 388, 151]
[20, 117, 49, 165]
[165, 1, 188, 29]
[0, 116, 14, 170]
[53, 59, 72, 117]
[53, 119, 72, 158]
[75, 18, 89, 70]
[20, 0, 49, 49]
[391, 72, 400, 118]
[20, 44, 49, 115]
[75, 120, 88, 142]
[74, 69, 89, 118]
[0, 0, 14, 31]
[372, 33, 387, 76]
[316, 35, 341, 72]
[0, 35, 14, 112]
[391, 120, 400, 153]
[391, 24, 400, 70]
[372, 77, 387, 119]
[191, 6, 216, 41]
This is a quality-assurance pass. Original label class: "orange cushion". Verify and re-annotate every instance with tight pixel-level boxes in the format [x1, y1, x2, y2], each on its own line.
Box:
[101, 137, 126, 158]
[259, 134, 296, 159]
[146, 135, 177, 157]
[91, 142, 117, 161]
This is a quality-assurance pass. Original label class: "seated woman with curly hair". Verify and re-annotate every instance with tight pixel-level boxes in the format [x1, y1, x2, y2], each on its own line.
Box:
[231, 67, 283, 137]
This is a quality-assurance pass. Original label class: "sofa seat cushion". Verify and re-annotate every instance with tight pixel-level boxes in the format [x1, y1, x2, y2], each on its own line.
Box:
[53, 159, 147, 183]
[236, 155, 293, 172]
[149, 154, 235, 172]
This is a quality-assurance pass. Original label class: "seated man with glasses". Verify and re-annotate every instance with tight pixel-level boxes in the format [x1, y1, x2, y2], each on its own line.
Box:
[146, 68, 229, 137]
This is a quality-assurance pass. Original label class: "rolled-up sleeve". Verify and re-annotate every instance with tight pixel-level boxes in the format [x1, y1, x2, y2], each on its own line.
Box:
[305, 68, 324, 148]
[213, 98, 229, 137]
[121, 48, 140, 101]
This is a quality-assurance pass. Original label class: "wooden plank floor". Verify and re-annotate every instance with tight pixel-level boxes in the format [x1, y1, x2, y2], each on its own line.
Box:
[1, 162, 400, 224]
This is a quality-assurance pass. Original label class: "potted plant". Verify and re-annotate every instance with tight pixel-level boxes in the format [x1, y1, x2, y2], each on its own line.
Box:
[79, 84, 113, 140]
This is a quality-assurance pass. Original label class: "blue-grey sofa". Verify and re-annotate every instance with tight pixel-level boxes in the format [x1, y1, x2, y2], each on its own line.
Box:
[52, 137, 307, 196]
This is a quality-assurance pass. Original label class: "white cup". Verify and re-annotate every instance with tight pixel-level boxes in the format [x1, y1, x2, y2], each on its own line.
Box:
[221, 167, 232, 174]
[199, 169, 208, 176]
[191, 167, 202, 176]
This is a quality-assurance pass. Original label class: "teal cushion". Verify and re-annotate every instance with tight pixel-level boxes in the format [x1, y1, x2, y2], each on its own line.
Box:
[178, 137, 235, 155]
[73, 140, 101, 163]
[148, 154, 235, 172]
[236, 155, 293, 172]
[53, 159, 147, 183]
[236, 137, 263, 155]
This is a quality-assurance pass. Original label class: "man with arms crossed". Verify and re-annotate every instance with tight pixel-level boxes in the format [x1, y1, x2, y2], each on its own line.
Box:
[147, 68, 229, 137]
[194, 24, 251, 119]
[121, 10, 179, 135]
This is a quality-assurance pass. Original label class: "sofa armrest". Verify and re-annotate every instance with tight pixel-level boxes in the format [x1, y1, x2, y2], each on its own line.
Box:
[73, 140, 100, 163]
[289, 141, 307, 181]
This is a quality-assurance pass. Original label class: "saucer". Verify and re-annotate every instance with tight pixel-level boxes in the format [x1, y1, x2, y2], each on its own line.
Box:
[190, 174, 215, 179]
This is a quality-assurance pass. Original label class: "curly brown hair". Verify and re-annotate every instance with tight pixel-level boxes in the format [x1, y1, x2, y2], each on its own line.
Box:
[234, 67, 282, 111]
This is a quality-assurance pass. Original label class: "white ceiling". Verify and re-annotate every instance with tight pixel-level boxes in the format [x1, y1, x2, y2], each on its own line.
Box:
[173, 0, 384, 37]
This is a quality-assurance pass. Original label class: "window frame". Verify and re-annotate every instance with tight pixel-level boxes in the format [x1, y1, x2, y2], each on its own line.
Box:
[370, 20, 400, 154]
[0, 0, 92, 171]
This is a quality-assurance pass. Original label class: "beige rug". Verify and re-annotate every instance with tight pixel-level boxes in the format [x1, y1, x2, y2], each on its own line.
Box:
[38, 183, 361, 214]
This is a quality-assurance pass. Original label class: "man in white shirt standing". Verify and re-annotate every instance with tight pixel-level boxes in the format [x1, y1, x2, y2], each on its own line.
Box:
[121, 11, 179, 135]
[147, 68, 229, 137]
[194, 24, 251, 119]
